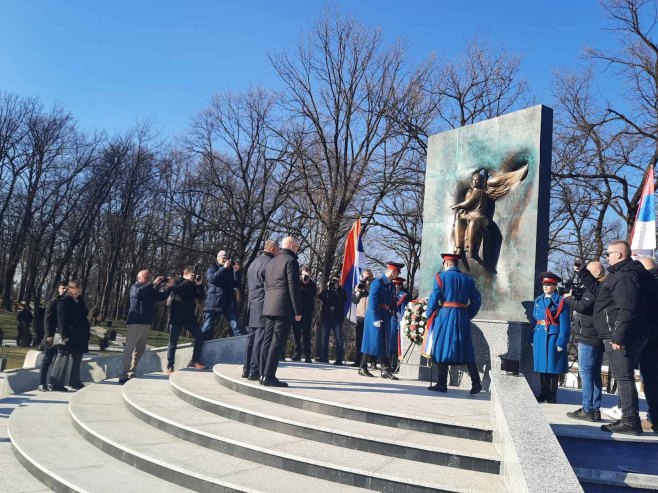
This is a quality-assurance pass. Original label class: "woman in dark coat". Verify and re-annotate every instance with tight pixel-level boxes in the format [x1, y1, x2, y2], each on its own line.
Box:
[52, 281, 91, 390]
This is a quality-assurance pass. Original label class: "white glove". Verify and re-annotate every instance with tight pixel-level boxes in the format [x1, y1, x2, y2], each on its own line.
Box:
[556, 346, 563, 352]
[374, 321, 382, 328]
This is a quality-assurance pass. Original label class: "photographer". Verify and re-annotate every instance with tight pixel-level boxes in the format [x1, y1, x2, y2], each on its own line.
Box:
[202, 250, 242, 340]
[565, 262, 606, 422]
[119, 270, 173, 384]
[166, 267, 206, 374]
[350, 269, 373, 367]
[291, 266, 316, 362]
[317, 277, 348, 365]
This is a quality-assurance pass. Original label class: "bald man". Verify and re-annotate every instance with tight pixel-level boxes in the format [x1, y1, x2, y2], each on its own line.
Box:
[260, 236, 303, 386]
[566, 261, 606, 422]
[120, 270, 174, 384]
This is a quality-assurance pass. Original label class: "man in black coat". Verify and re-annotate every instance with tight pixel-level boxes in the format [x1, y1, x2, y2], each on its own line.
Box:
[166, 266, 206, 374]
[201, 250, 242, 340]
[260, 236, 303, 387]
[50, 281, 91, 391]
[244, 240, 279, 379]
[566, 262, 606, 422]
[317, 278, 348, 364]
[292, 266, 316, 363]
[577, 240, 650, 435]
[636, 256, 658, 433]
[38, 281, 68, 392]
[16, 304, 33, 347]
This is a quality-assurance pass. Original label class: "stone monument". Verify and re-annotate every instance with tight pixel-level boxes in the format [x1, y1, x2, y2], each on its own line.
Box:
[399, 105, 552, 392]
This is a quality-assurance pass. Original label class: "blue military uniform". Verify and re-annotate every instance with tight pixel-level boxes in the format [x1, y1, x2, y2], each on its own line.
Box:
[532, 271, 570, 403]
[362, 274, 395, 359]
[424, 253, 482, 393]
[388, 281, 410, 358]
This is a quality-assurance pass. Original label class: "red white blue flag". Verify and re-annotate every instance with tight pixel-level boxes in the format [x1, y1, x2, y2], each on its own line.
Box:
[630, 166, 656, 257]
[341, 218, 367, 322]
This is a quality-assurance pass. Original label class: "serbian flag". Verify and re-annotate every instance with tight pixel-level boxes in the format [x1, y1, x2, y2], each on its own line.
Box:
[420, 311, 437, 359]
[630, 166, 656, 257]
[341, 218, 367, 322]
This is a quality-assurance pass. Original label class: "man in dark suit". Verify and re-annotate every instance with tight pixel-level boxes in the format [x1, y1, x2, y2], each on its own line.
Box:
[38, 281, 68, 392]
[244, 240, 279, 379]
[260, 236, 303, 387]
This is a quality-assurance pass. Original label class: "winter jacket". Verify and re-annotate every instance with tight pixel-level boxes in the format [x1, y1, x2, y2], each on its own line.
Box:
[262, 248, 302, 318]
[299, 279, 317, 319]
[44, 295, 65, 339]
[578, 259, 649, 345]
[352, 282, 370, 319]
[569, 291, 601, 347]
[247, 251, 275, 328]
[56, 295, 91, 354]
[204, 264, 241, 313]
[126, 282, 171, 325]
[317, 286, 348, 322]
[169, 279, 205, 325]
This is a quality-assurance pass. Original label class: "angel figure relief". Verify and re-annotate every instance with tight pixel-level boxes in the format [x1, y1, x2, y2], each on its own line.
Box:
[450, 161, 529, 273]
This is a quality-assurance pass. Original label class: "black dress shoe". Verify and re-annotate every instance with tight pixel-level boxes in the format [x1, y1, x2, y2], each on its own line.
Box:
[601, 420, 643, 435]
[380, 370, 395, 379]
[291, 356, 301, 362]
[333, 360, 344, 366]
[427, 383, 447, 392]
[259, 376, 264, 385]
[247, 373, 260, 381]
[316, 359, 330, 364]
[69, 384, 85, 391]
[305, 358, 313, 363]
[263, 378, 288, 387]
[470, 383, 482, 395]
[118, 378, 130, 385]
[358, 367, 375, 377]
[349, 362, 360, 367]
[37, 384, 49, 392]
[48, 385, 68, 392]
[241, 370, 249, 378]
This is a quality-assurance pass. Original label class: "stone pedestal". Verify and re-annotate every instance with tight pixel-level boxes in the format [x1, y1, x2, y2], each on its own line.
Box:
[399, 319, 539, 394]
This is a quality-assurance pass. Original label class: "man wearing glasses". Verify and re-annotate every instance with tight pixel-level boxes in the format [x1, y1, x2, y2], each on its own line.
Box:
[577, 240, 650, 435]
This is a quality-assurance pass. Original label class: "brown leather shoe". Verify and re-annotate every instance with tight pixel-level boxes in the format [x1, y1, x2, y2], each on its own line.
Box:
[192, 362, 206, 369]
[166, 368, 175, 375]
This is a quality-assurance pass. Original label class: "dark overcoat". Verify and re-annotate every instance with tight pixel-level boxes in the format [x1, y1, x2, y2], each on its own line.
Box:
[362, 275, 395, 357]
[56, 295, 91, 354]
[426, 267, 481, 364]
[247, 251, 275, 327]
[532, 292, 570, 374]
[262, 248, 302, 319]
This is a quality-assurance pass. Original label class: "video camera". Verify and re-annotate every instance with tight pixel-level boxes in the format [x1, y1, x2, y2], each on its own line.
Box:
[562, 279, 586, 300]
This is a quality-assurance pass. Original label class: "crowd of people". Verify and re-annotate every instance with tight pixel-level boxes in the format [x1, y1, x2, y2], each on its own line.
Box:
[29, 234, 656, 436]
[531, 240, 657, 436]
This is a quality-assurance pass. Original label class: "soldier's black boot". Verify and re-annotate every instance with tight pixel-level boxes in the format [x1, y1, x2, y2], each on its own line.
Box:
[428, 363, 448, 392]
[537, 373, 549, 402]
[467, 362, 482, 394]
[358, 354, 374, 377]
[547, 374, 559, 403]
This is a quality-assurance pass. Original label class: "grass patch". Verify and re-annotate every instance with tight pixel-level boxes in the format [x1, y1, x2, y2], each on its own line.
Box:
[0, 310, 192, 370]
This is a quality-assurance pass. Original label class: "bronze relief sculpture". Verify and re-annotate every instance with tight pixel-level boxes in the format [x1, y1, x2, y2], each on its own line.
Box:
[451, 161, 528, 273]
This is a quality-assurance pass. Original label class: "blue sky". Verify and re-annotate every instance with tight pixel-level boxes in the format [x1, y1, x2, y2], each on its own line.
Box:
[0, 1, 620, 138]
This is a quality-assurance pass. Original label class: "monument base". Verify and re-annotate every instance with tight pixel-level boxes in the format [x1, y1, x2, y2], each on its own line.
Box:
[398, 319, 539, 394]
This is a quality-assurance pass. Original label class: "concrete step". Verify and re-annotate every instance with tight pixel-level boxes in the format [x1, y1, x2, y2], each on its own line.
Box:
[7, 391, 193, 493]
[213, 363, 493, 442]
[1, 393, 54, 493]
[123, 375, 504, 492]
[69, 380, 375, 493]
[170, 369, 500, 473]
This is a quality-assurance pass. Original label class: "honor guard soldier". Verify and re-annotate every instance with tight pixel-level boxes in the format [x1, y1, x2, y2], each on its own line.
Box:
[532, 271, 570, 403]
[359, 262, 403, 379]
[426, 253, 482, 394]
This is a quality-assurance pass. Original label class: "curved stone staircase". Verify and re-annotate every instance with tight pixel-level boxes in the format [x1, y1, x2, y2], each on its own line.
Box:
[7, 363, 507, 492]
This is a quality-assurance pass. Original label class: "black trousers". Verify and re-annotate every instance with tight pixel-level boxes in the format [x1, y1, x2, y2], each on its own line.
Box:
[167, 320, 203, 369]
[243, 327, 258, 375]
[539, 373, 559, 401]
[50, 351, 83, 388]
[292, 315, 312, 360]
[39, 344, 59, 386]
[640, 339, 658, 421]
[250, 327, 265, 376]
[606, 338, 647, 427]
[354, 317, 364, 364]
[435, 362, 481, 388]
[263, 316, 292, 379]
